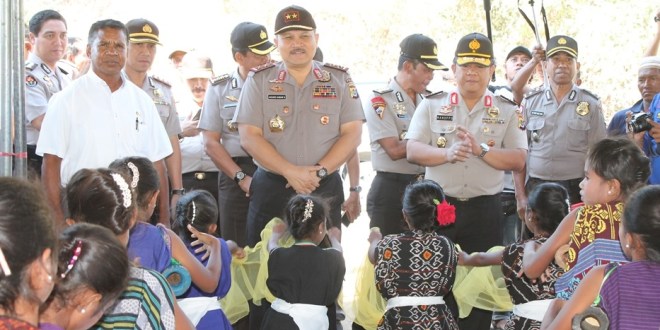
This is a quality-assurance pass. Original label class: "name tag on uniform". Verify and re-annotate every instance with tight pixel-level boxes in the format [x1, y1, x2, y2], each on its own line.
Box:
[436, 115, 453, 121]
[531, 111, 544, 117]
[482, 118, 505, 124]
[268, 95, 286, 100]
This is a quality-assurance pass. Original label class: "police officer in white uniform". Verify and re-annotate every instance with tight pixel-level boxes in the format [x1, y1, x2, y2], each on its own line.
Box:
[235, 5, 364, 247]
[364, 34, 447, 236]
[25, 9, 72, 178]
[124, 18, 184, 226]
[199, 22, 276, 246]
[512, 36, 606, 211]
[407, 32, 527, 330]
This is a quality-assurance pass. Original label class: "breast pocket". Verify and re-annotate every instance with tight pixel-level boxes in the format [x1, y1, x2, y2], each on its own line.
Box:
[220, 105, 237, 133]
[430, 119, 458, 147]
[312, 100, 341, 142]
[155, 103, 171, 122]
[527, 116, 545, 150]
[567, 118, 590, 152]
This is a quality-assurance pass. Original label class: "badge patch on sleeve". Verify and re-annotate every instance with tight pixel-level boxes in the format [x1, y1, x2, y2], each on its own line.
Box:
[371, 96, 386, 119]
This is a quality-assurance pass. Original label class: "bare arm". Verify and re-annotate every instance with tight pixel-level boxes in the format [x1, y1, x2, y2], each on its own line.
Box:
[153, 160, 171, 228]
[166, 136, 183, 218]
[541, 265, 606, 330]
[458, 249, 503, 267]
[523, 209, 578, 278]
[513, 165, 528, 220]
[202, 130, 251, 195]
[643, 10, 660, 57]
[31, 114, 45, 131]
[327, 227, 343, 252]
[42, 154, 65, 232]
[342, 150, 361, 222]
[239, 124, 320, 194]
[512, 45, 545, 104]
[268, 222, 286, 252]
[367, 228, 383, 265]
[167, 226, 221, 293]
[378, 136, 407, 160]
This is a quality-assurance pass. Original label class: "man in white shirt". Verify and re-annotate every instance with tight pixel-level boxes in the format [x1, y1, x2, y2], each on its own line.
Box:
[38, 19, 172, 230]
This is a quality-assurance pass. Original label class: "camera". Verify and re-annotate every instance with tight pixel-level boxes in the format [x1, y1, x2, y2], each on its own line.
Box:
[629, 112, 653, 133]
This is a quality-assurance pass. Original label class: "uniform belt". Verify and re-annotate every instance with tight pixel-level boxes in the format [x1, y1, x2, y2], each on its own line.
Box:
[182, 171, 219, 181]
[445, 193, 500, 203]
[376, 171, 424, 182]
[231, 156, 253, 165]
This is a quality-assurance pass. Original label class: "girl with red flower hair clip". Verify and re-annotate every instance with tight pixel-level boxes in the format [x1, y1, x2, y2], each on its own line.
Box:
[367, 179, 459, 330]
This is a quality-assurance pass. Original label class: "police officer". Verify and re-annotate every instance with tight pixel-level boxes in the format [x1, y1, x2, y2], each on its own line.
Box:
[512, 36, 606, 212]
[235, 5, 364, 247]
[406, 32, 527, 330]
[25, 9, 71, 178]
[365, 34, 447, 236]
[124, 18, 184, 227]
[199, 22, 276, 246]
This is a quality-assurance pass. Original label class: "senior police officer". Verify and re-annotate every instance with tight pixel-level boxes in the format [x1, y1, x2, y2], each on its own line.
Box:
[512, 36, 606, 213]
[235, 5, 364, 247]
[406, 32, 527, 330]
[365, 34, 447, 236]
[24, 9, 72, 178]
[124, 18, 184, 226]
[199, 22, 276, 246]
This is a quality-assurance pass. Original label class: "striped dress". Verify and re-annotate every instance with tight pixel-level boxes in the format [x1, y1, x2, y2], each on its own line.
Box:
[555, 202, 628, 299]
[93, 266, 176, 330]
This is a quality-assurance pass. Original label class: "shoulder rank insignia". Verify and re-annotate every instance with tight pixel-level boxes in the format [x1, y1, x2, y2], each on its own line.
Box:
[323, 62, 348, 72]
[425, 90, 445, 98]
[524, 86, 543, 99]
[25, 62, 37, 71]
[210, 73, 231, 86]
[58, 67, 70, 75]
[150, 75, 171, 88]
[250, 61, 276, 73]
[579, 88, 600, 100]
[497, 94, 517, 105]
[372, 88, 392, 95]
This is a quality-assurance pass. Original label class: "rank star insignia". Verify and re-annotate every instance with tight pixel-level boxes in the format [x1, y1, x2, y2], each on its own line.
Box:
[576, 102, 590, 116]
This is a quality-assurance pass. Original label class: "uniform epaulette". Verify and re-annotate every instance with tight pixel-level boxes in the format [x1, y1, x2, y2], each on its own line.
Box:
[323, 63, 348, 72]
[150, 75, 171, 87]
[58, 67, 69, 75]
[497, 94, 516, 105]
[372, 88, 392, 95]
[425, 90, 445, 98]
[579, 87, 600, 100]
[210, 73, 230, 86]
[524, 86, 543, 99]
[25, 62, 37, 71]
[250, 62, 276, 73]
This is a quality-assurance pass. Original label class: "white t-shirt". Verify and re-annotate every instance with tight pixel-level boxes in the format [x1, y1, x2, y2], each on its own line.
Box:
[37, 70, 172, 184]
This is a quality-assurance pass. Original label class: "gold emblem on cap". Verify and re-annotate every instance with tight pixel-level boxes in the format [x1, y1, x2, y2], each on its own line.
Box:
[260, 30, 267, 40]
[436, 136, 447, 148]
[488, 106, 499, 118]
[469, 39, 481, 52]
[433, 46, 438, 55]
[576, 101, 590, 116]
[558, 37, 567, 45]
[142, 24, 153, 33]
[269, 115, 285, 132]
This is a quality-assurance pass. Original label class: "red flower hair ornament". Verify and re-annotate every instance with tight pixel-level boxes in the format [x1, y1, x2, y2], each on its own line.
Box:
[433, 198, 456, 227]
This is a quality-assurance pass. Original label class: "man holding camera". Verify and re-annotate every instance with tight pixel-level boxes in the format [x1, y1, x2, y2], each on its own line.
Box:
[512, 35, 606, 207]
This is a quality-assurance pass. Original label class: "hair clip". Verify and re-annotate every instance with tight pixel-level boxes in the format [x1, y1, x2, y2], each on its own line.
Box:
[302, 199, 314, 223]
[433, 198, 456, 227]
[0, 247, 11, 276]
[111, 173, 132, 208]
[190, 201, 197, 224]
[60, 240, 83, 279]
[127, 162, 140, 189]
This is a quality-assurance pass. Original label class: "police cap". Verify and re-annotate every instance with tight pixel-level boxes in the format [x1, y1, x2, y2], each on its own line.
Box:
[546, 35, 578, 58]
[454, 32, 494, 67]
[400, 34, 448, 71]
[126, 18, 161, 45]
[274, 5, 316, 35]
[231, 22, 276, 56]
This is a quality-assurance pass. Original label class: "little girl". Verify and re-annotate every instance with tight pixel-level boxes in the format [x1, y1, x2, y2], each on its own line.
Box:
[172, 190, 233, 330]
[522, 138, 650, 299]
[261, 195, 345, 330]
[459, 183, 569, 329]
[40, 223, 130, 330]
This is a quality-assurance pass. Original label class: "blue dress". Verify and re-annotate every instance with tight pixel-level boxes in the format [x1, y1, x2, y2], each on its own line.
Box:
[127, 222, 171, 272]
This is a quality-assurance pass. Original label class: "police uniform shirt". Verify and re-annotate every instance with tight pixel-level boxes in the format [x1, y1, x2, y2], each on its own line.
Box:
[406, 88, 527, 198]
[36, 70, 173, 184]
[179, 98, 218, 174]
[25, 53, 72, 145]
[198, 69, 247, 158]
[140, 75, 182, 136]
[235, 61, 365, 167]
[523, 85, 606, 181]
[364, 78, 423, 174]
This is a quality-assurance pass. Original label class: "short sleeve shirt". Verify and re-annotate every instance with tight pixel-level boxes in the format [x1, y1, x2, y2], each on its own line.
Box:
[235, 61, 365, 166]
[140, 76, 182, 136]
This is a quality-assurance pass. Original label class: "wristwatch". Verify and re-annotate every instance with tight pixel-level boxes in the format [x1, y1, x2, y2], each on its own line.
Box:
[349, 186, 362, 193]
[171, 188, 185, 196]
[316, 167, 328, 179]
[478, 143, 490, 158]
[234, 170, 246, 184]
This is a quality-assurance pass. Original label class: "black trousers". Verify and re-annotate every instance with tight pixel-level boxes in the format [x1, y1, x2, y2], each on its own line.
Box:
[367, 171, 421, 236]
[440, 194, 503, 330]
[246, 168, 344, 246]
[218, 157, 256, 247]
[527, 176, 582, 205]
